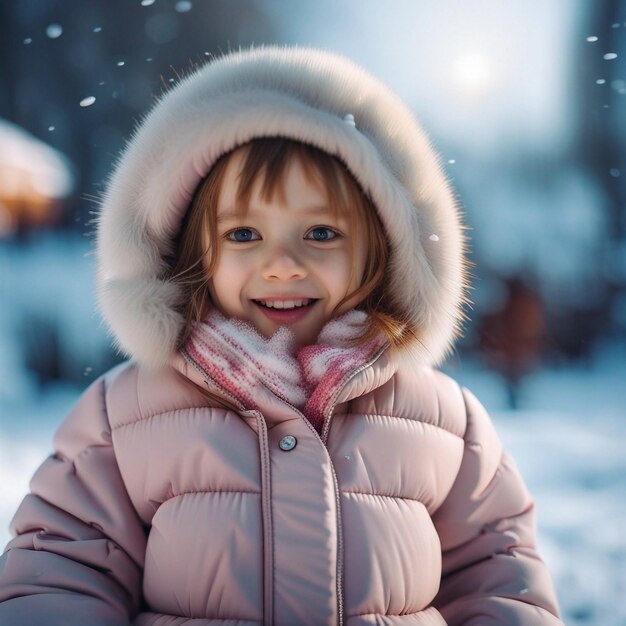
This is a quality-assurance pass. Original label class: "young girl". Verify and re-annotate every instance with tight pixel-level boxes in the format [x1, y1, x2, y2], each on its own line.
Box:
[0, 46, 563, 625]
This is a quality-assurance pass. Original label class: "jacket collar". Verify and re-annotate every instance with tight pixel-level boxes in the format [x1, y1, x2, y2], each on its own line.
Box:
[170, 309, 396, 432]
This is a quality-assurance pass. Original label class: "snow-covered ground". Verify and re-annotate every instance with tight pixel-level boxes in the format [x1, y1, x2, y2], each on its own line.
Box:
[449, 346, 626, 626]
[1, 350, 624, 624]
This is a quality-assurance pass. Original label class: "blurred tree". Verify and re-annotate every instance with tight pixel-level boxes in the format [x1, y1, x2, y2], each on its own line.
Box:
[576, 0, 625, 344]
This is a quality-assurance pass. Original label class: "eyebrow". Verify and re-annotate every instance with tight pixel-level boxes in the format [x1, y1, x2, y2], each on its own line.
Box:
[217, 205, 337, 222]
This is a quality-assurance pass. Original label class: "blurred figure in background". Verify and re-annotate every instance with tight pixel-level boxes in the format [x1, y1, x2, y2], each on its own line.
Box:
[479, 275, 546, 408]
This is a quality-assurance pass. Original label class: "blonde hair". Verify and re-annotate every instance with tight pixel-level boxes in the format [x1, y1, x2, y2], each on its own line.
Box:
[168, 137, 418, 350]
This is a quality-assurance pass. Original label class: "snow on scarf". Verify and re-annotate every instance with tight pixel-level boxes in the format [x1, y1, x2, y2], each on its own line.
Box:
[183, 309, 386, 433]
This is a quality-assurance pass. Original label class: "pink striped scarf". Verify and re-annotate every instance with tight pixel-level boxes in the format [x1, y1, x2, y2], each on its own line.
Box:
[183, 309, 386, 433]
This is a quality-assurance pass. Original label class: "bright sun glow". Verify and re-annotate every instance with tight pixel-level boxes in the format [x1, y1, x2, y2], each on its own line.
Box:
[452, 52, 493, 94]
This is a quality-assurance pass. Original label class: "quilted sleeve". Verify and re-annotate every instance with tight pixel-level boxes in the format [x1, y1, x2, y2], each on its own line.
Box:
[0, 374, 146, 625]
[431, 387, 563, 625]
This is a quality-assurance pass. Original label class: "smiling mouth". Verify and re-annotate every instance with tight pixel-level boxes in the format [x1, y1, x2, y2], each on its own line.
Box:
[252, 298, 318, 310]
[252, 298, 318, 324]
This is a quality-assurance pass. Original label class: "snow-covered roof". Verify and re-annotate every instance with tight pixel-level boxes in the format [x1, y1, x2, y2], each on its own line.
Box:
[0, 118, 74, 199]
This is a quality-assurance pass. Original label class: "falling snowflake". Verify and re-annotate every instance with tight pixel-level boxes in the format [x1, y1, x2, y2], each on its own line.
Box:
[117, 61, 125, 66]
[46, 24, 63, 39]
[603, 53, 618, 60]
[141, 0, 156, 5]
[23, 37, 32, 44]
[586, 36, 598, 42]
[429, 234, 440, 242]
[79, 96, 96, 108]
[448, 159, 456, 164]
[175, 1, 192, 12]
[596, 79, 606, 85]
[93, 26, 102, 33]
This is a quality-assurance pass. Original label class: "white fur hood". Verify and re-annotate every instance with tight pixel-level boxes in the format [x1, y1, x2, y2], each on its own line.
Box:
[96, 45, 468, 368]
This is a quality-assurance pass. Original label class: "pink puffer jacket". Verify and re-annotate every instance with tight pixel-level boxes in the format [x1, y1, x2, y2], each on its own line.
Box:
[0, 346, 562, 625]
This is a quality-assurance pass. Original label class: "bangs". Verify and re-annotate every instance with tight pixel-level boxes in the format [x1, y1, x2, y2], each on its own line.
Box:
[233, 137, 355, 222]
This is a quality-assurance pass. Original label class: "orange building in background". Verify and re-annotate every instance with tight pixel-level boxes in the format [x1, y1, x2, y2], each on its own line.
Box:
[0, 119, 74, 235]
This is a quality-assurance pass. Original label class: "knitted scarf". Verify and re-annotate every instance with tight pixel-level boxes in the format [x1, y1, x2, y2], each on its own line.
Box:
[183, 309, 386, 434]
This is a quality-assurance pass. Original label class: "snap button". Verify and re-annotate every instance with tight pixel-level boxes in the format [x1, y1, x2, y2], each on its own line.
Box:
[279, 435, 297, 451]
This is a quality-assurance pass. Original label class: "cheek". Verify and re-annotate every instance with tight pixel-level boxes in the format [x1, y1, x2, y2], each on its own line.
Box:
[315, 250, 355, 292]
[208, 250, 253, 301]
[209, 248, 235, 279]
[206, 253, 231, 301]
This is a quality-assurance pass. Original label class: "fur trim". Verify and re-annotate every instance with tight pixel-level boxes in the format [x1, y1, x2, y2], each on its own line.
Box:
[96, 45, 468, 368]
[98, 278, 185, 367]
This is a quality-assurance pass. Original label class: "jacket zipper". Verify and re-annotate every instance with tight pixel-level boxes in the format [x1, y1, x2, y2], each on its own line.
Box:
[181, 343, 390, 626]
[321, 344, 389, 444]
[252, 409, 274, 626]
[180, 348, 246, 412]
[182, 350, 276, 623]
[320, 343, 389, 625]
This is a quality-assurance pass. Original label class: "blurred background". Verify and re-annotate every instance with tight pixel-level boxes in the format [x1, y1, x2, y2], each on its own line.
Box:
[0, 1, 624, 623]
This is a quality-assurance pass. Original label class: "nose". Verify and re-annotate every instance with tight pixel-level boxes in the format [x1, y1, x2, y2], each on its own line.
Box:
[261, 244, 308, 281]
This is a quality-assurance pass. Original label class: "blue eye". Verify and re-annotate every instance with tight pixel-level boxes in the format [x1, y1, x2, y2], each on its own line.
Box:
[227, 228, 258, 242]
[307, 227, 338, 242]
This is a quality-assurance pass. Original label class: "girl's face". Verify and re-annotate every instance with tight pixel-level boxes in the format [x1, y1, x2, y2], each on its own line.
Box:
[206, 149, 367, 346]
